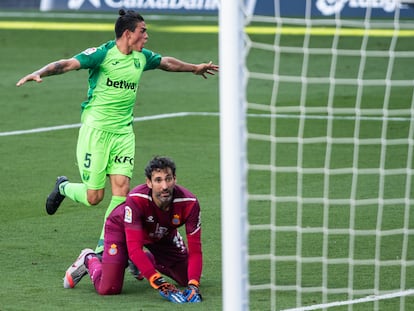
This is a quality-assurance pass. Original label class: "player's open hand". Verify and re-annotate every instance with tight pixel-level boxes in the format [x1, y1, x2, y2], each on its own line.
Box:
[194, 61, 219, 79]
[16, 73, 42, 86]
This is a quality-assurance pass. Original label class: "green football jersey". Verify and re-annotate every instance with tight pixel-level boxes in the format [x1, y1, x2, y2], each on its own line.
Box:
[74, 40, 162, 133]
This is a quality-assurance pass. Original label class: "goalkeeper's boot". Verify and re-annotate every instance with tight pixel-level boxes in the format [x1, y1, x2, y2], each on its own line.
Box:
[63, 248, 94, 289]
[46, 176, 68, 215]
[127, 259, 144, 280]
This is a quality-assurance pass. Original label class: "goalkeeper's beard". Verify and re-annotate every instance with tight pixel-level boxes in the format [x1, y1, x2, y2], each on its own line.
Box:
[154, 190, 173, 209]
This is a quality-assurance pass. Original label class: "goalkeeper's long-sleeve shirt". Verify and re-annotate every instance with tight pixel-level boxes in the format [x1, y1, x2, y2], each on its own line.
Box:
[117, 183, 203, 285]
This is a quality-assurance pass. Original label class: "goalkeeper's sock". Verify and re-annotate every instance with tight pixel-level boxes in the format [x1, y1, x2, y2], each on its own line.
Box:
[60, 182, 91, 207]
[95, 195, 126, 253]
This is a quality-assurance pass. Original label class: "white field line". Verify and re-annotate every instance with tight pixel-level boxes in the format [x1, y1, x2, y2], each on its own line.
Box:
[1, 112, 412, 137]
[0, 112, 218, 137]
[281, 289, 414, 311]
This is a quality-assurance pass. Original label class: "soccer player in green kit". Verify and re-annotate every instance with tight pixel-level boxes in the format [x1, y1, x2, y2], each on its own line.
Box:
[16, 9, 219, 255]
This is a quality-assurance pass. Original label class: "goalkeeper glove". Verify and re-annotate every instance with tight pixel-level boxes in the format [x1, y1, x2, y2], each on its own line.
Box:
[182, 279, 202, 303]
[149, 273, 186, 304]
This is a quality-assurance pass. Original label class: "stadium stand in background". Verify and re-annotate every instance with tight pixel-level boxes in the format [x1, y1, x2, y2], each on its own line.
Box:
[0, 0, 40, 9]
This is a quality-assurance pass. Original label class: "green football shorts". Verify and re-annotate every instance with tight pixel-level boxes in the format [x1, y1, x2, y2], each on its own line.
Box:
[76, 124, 135, 190]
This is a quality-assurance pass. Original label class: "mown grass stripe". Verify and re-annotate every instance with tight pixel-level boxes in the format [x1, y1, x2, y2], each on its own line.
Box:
[1, 21, 414, 36]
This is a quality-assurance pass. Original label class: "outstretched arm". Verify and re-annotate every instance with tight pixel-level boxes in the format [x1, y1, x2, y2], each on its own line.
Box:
[158, 56, 219, 79]
[16, 58, 81, 86]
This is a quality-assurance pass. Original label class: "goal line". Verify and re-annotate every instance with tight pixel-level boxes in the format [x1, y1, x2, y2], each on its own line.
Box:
[281, 289, 414, 311]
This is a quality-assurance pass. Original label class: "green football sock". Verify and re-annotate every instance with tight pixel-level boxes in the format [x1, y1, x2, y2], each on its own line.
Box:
[60, 182, 91, 207]
[95, 195, 126, 254]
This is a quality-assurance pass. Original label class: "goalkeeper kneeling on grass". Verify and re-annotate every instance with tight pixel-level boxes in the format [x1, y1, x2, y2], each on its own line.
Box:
[62, 156, 202, 303]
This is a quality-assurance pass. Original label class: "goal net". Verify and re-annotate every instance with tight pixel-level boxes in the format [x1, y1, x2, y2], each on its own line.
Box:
[220, 1, 414, 310]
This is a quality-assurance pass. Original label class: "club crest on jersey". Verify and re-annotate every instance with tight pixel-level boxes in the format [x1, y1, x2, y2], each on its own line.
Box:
[108, 244, 118, 256]
[82, 171, 90, 182]
[134, 59, 141, 69]
[172, 214, 181, 225]
[124, 206, 132, 223]
[82, 47, 97, 55]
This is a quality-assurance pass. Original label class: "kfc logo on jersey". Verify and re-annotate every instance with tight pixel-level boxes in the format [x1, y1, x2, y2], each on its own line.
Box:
[124, 206, 132, 223]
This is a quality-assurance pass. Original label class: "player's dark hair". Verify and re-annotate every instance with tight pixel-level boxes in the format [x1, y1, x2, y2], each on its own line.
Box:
[145, 156, 176, 179]
[115, 9, 144, 39]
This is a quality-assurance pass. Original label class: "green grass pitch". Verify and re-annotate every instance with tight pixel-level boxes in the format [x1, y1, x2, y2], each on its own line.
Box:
[1, 12, 414, 311]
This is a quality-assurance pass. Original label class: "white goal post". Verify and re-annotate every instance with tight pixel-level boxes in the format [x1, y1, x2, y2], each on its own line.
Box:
[220, 1, 414, 311]
[219, 0, 248, 311]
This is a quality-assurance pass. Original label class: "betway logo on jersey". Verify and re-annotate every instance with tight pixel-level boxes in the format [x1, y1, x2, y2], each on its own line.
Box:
[106, 78, 137, 92]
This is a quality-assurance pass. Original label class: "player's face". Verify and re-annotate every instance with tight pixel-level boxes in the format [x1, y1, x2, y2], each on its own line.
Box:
[129, 21, 148, 52]
[147, 167, 176, 210]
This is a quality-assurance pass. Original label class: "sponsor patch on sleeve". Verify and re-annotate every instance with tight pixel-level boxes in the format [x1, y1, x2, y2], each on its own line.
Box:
[82, 47, 97, 55]
[124, 206, 132, 223]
